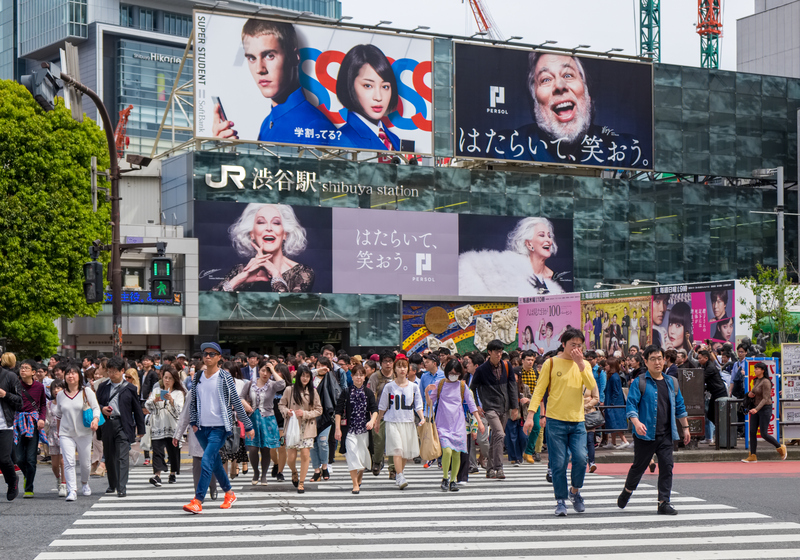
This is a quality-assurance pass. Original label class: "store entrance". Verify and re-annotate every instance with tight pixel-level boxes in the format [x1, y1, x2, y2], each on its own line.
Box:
[217, 322, 349, 357]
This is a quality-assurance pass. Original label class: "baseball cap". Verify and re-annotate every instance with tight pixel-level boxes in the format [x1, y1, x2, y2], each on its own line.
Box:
[176, 353, 186, 359]
[200, 342, 222, 354]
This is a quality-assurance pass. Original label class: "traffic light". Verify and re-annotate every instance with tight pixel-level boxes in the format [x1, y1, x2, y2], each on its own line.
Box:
[20, 62, 62, 112]
[83, 261, 104, 304]
[150, 257, 173, 300]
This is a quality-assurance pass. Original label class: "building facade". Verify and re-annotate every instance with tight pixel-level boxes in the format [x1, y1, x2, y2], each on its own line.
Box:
[737, 0, 800, 78]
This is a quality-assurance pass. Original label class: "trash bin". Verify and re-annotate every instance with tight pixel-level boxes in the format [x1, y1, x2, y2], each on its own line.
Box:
[716, 397, 738, 449]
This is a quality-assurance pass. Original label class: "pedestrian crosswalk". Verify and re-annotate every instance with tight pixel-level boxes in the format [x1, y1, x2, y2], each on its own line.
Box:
[34, 462, 800, 559]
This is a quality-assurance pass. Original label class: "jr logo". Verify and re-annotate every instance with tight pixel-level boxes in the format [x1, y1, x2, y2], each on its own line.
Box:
[489, 85, 505, 108]
[416, 253, 432, 276]
[205, 165, 247, 189]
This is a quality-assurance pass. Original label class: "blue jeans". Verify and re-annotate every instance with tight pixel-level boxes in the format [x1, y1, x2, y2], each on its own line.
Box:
[194, 426, 231, 502]
[311, 426, 330, 470]
[586, 430, 596, 464]
[547, 418, 588, 501]
[504, 419, 526, 462]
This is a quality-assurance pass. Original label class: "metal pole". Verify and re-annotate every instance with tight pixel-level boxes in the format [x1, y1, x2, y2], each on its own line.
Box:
[777, 165, 785, 272]
[59, 72, 123, 357]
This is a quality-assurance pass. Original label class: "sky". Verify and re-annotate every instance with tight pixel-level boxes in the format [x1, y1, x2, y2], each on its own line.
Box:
[340, 0, 756, 71]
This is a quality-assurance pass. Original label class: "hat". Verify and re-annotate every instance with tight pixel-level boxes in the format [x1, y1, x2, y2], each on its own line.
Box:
[352, 354, 362, 362]
[176, 353, 186, 359]
[394, 353, 408, 361]
[370, 354, 380, 361]
[200, 342, 222, 354]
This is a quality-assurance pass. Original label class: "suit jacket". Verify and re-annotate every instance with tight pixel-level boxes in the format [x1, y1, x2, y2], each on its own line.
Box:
[96, 379, 145, 443]
[0, 368, 22, 427]
[338, 112, 400, 151]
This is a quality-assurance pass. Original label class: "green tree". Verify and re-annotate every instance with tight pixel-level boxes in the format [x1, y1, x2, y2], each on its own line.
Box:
[0, 80, 110, 358]
[738, 264, 800, 347]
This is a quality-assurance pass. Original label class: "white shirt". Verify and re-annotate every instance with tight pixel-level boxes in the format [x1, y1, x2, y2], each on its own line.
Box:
[196, 371, 224, 427]
[379, 381, 423, 423]
[0, 406, 7, 430]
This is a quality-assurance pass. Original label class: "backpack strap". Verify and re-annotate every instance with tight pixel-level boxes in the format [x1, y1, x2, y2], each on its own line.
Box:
[436, 379, 445, 401]
[639, 373, 646, 396]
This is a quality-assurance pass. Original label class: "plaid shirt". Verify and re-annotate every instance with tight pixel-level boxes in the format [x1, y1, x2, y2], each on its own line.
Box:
[519, 368, 539, 393]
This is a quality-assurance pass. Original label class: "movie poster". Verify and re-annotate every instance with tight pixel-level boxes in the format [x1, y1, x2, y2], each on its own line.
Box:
[518, 293, 581, 354]
[580, 288, 652, 354]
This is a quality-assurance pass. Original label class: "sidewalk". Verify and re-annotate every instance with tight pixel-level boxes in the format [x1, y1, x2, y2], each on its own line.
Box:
[592, 439, 800, 463]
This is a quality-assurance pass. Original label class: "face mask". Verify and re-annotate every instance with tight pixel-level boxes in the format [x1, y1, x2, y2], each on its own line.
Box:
[448, 374, 459, 382]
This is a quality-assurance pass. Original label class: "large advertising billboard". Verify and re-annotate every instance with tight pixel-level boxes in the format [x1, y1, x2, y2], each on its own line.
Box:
[580, 288, 652, 354]
[196, 200, 573, 297]
[453, 42, 653, 170]
[519, 293, 581, 354]
[194, 11, 433, 154]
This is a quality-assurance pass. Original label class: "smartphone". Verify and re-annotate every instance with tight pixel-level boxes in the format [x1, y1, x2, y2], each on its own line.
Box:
[211, 96, 227, 121]
[160, 389, 168, 399]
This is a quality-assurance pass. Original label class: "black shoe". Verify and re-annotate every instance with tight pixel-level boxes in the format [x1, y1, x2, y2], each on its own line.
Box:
[117, 491, 127, 498]
[149, 476, 162, 487]
[372, 462, 383, 476]
[321, 468, 330, 481]
[271, 464, 279, 478]
[311, 472, 321, 482]
[6, 480, 18, 501]
[617, 489, 632, 509]
[469, 467, 479, 474]
[105, 487, 115, 495]
[545, 471, 552, 483]
[210, 486, 218, 500]
[168, 473, 177, 484]
[413, 457, 421, 464]
[449, 481, 460, 492]
[658, 501, 677, 515]
[276, 473, 285, 482]
[440, 479, 449, 492]
[648, 462, 656, 473]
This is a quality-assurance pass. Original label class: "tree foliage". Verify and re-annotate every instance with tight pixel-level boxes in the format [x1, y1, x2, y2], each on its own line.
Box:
[0, 80, 110, 357]
[738, 264, 800, 346]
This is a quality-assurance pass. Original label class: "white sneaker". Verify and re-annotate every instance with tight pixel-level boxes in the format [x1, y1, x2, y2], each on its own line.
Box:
[396, 473, 409, 490]
[603, 442, 615, 449]
[65, 492, 77, 502]
[82, 484, 92, 496]
[58, 483, 67, 497]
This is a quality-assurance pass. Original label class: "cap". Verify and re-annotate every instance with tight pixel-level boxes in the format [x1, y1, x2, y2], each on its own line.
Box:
[200, 342, 222, 354]
[395, 353, 408, 361]
[176, 353, 186, 359]
[370, 354, 380, 361]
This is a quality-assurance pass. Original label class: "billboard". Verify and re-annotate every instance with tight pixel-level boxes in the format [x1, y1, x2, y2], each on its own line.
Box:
[580, 288, 652, 354]
[519, 293, 581, 354]
[650, 281, 735, 352]
[458, 214, 573, 297]
[194, 11, 433, 154]
[196, 200, 573, 297]
[453, 42, 653, 170]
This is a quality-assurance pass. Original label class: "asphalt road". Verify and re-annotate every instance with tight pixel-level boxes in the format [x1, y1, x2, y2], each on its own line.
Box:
[4, 458, 800, 560]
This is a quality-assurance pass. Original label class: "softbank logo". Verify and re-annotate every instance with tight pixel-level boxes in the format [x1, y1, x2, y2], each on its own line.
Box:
[489, 86, 505, 108]
[416, 253, 432, 276]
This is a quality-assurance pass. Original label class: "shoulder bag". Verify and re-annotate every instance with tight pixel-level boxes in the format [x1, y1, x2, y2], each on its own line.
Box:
[82, 388, 105, 428]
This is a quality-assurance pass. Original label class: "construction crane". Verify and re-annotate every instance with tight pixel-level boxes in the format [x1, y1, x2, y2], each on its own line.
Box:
[639, 0, 661, 62]
[114, 104, 133, 159]
[466, 0, 504, 41]
[697, 0, 722, 68]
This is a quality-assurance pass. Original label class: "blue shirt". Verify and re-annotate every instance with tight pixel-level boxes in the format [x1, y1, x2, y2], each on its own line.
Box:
[592, 365, 607, 405]
[419, 368, 444, 415]
[257, 88, 339, 145]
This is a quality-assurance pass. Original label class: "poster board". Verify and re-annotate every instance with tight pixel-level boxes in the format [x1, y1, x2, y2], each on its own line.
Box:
[780, 343, 800, 440]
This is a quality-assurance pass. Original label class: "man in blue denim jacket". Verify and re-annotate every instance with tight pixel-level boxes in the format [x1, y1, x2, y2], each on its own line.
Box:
[618, 345, 691, 515]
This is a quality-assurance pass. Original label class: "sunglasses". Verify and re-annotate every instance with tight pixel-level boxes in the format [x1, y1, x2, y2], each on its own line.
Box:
[203, 352, 220, 357]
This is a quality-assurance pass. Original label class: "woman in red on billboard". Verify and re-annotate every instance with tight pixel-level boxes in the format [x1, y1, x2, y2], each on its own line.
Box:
[335, 44, 401, 152]
[213, 203, 314, 292]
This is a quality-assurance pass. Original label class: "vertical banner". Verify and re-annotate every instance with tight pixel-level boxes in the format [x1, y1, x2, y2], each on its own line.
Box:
[780, 343, 800, 440]
[580, 288, 652, 354]
[745, 358, 780, 447]
[518, 293, 581, 354]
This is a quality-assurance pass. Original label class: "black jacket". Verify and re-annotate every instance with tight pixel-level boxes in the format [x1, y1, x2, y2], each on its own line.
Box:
[702, 361, 727, 397]
[470, 359, 518, 414]
[96, 379, 146, 443]
[139, 369, 159, 404]
[0, 368, 22, 427]
[334, 386, 378, 455]
[316, 372, 342, 433]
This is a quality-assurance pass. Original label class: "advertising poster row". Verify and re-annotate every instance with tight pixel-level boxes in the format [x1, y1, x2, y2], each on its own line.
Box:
[193, 11, 653, 171]
[196, 201, 573, 297]
[518, 281, 737, 355]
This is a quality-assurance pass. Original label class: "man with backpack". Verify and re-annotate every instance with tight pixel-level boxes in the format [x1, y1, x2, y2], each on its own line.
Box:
[470, 339, 519, 480]
[617, 344, 690, 515]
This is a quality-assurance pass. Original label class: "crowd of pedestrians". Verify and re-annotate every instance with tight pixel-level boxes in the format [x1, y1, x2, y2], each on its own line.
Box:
[0, 333, 788, 518]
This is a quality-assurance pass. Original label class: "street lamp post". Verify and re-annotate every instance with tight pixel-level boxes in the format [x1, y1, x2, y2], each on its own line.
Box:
[752, 166, 786, 272]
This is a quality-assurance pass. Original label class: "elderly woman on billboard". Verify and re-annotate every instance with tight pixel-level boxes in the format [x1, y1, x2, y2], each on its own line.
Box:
[213, 203, 314, 292]
[459, 217, 568, 296]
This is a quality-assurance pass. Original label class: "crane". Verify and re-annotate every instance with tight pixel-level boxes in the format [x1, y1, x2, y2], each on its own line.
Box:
[639, 0, 661, 62]
[467, 0, 504, 41]
[697, 0, 723, 68]
[114, 104, 133, 159]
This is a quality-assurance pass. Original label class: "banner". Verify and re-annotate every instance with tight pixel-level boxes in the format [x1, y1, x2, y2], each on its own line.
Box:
[650, 281, 735, 352]
[580, 288, 652, 354]
[332, 208, 459, 295]
[458, 214, 573, 297]
[194, 11, 433, 154]
[518, 293, 581, 354]
[453, 42, 653, 170]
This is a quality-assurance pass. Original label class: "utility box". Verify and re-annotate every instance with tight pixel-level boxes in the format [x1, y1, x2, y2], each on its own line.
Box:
[715, 397, 738, 449]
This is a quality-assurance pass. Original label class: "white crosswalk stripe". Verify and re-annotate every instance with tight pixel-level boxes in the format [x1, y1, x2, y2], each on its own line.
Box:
[35, 463, 800, 560]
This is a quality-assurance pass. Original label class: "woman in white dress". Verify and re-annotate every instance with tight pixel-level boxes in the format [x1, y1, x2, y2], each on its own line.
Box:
[629, 310, 640, 348]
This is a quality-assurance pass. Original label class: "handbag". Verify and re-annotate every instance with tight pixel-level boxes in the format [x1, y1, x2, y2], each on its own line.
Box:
[140, 417, 152, 452]
[584, 409, 605, 430]
[284, 414, 301, 448]
[82, 388, 105, 428]
[221, 423, 240, 456]
[418, 409, 441, 462]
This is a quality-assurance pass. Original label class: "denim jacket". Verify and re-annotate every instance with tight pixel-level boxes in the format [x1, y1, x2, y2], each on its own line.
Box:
[626, 372, 687, 441]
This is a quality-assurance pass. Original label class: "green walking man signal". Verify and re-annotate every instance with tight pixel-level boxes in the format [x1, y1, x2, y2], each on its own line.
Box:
[150, 257, 173, 300]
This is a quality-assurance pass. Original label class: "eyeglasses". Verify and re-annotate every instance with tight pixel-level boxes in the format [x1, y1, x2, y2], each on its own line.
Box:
[203, 352, 220, 358]
[125, 375, 134, 380]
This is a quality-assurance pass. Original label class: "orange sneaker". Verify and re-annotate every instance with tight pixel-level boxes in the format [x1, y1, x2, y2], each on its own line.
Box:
[220, 491, 237, 509]
[183, 498, 202, 514]
[741, 453, 757, 463]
